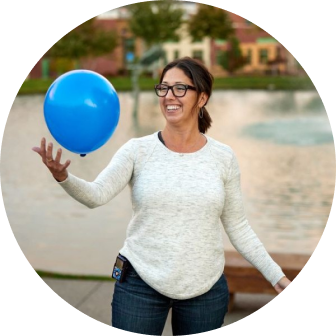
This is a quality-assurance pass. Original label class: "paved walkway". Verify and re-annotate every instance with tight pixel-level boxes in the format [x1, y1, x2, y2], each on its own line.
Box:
[42, 277, 276, 335]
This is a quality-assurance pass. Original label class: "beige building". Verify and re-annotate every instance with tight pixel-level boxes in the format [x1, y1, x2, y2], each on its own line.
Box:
[240, 37, 286, 74]
[163, 23, 211, 68]
[29, 4, 300, 78]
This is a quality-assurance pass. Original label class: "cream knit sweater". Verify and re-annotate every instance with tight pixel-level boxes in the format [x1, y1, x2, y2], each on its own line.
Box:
[59, 132, 285, 299]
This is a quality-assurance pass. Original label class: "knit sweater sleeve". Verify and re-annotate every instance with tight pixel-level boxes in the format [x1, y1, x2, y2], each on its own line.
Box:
[57, 139, 135, 209]
[220, 151, 285, 286]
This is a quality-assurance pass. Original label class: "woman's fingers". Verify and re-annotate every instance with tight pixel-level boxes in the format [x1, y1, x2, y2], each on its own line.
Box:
[54, 148, 71, 170]
[33, 138, 70, 175]
[54, 148, 62, 164]
[32, 137, 46, 156]
[46, 142, 54, 163]
[63, 159, 71, 170]
[41, 137, 46, 151]
[31, 146, 42, 155]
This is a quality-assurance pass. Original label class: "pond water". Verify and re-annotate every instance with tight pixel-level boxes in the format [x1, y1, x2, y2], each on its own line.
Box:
[1, 90, 335, 275]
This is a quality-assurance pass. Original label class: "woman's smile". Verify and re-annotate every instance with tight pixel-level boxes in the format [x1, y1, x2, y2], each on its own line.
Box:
[166, 104, 182, 113]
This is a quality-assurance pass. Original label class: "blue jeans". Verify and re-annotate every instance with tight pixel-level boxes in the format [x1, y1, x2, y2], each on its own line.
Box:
[112, 262, 229, 335]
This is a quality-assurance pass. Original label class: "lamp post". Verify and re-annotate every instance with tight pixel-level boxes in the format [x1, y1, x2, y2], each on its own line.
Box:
[120, 27, 127, 74]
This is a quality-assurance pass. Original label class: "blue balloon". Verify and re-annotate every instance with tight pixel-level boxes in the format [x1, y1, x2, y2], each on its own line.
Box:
[44, 70, 120, 155]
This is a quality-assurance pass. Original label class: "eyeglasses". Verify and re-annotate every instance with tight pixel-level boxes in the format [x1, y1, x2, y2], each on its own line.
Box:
[154, 84, 196, 97]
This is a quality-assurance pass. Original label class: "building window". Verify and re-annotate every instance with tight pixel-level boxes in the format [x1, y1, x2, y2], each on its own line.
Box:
[246, 49, 252, 64]
[259, 49, 268, 64]
[124, 38, 135, 64]
[174, 50, 179, 60]
[215, 50, 223, 65]
[192, 50, 203, 61]
[125, 38, 135, 53]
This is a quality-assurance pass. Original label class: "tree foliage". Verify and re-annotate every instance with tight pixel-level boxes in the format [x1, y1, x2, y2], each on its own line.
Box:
[218, 37, 248, 74]
[46, 18, 118, 61]
[127, 0, 184, 47]
[187, 4, 234, 41]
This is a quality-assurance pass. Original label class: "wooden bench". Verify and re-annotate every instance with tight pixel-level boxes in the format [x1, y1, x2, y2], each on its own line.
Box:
[223, 251, 310, 310]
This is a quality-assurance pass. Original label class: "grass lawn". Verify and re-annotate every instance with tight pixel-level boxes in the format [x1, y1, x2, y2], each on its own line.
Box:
[36, 269, 115, 282]
[18, 75, 316, 95]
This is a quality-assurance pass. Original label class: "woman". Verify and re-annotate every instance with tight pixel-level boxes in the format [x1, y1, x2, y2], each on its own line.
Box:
[33, 57, 291, 335]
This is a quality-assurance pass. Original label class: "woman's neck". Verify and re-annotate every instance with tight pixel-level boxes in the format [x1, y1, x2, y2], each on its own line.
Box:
[161, 126, 205, 153]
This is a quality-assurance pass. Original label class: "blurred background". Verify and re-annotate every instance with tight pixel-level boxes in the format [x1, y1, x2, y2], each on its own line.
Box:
[1, 0, 335, 328]
[23, 2, 314, 95]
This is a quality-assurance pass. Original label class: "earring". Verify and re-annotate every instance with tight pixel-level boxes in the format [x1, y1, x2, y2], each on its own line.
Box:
[199, 107, 204, 119]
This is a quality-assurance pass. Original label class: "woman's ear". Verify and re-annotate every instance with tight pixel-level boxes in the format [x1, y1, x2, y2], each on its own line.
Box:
[198, 93, 209, 108]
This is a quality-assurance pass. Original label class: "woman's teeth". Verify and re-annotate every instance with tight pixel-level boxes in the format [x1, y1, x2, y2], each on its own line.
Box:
[167, 105, 180, 111]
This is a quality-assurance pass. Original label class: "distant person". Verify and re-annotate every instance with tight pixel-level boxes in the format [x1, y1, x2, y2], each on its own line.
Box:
[33, 57, 291, 335]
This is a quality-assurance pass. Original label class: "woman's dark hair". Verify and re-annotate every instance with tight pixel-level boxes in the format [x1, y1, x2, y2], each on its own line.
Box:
[159, 57, 213, 133]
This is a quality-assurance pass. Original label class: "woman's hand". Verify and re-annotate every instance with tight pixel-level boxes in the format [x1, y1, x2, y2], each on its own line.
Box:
[32, 137, 71, 182]
[274, 276, 291, 294]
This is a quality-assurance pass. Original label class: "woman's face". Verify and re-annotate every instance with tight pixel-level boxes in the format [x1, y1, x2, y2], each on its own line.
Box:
[159, 67, 204, 128]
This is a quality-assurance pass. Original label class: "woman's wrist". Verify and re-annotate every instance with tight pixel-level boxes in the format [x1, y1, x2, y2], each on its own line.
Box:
[53, 172, 68, 182]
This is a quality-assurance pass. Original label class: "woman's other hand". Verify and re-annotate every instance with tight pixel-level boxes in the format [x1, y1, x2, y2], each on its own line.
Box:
[274, 276, 291, 294]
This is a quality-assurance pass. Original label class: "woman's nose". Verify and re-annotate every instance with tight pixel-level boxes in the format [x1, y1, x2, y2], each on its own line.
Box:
[165, 87, 176, 99]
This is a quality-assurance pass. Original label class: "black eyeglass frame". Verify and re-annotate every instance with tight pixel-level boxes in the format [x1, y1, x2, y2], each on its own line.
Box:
[154, 84, 197, 97]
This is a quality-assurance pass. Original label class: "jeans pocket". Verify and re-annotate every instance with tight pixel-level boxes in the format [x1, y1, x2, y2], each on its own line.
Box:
[127, 264, 140, 278]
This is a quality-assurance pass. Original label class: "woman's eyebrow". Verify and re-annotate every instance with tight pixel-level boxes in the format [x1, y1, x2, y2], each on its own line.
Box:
[161, 81, 187, 84]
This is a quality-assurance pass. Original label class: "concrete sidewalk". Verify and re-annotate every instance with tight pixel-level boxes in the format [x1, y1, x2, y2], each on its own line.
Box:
[42, 277, 276, 335]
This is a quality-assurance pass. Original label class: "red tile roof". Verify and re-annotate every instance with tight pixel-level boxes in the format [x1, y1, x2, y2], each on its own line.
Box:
[228, 12, 273, 43]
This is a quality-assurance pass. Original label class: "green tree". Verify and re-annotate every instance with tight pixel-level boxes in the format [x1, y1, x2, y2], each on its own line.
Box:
[126, 0, 184, 121]
[188, 4, 247, 74]
[187, 4, 234, 42]
[46, 18, 118, 71]
[127, 0, 184, 48]
[218, 37, 248, 75]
